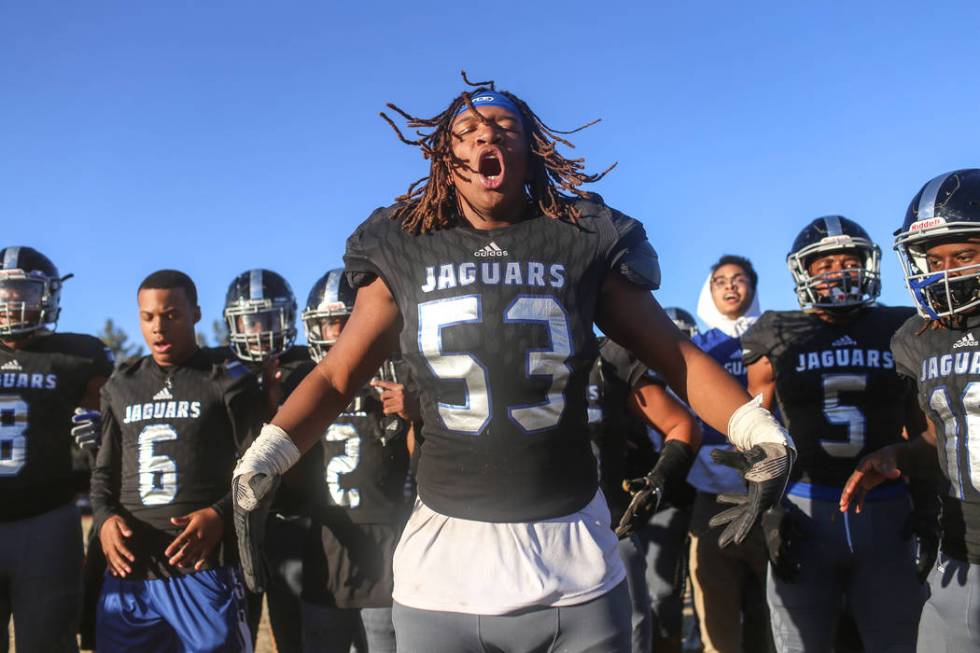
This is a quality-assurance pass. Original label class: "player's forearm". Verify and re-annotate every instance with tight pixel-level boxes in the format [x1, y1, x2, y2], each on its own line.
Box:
[270, 362, 366, 454]
[675, 341, 752, 437]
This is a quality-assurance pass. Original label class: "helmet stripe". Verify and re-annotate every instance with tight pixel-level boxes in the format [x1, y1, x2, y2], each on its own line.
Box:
[824, 215, 843, 236]
[324, 270, 342, 304]
[917, 172, 952, 220]
[249, 269, 263, 301]
[2, 247, 19, 270]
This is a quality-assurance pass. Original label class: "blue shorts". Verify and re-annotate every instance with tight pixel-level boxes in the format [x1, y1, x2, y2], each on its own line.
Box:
[96, 567, 252, 653]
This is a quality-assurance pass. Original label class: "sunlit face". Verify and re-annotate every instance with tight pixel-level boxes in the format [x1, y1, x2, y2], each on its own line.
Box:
[317, 316, 348, 344]
[806, 252, 863, 299]
[138, 287, 200, 367]
[235, 311, 282, 356]
[449, 105, 529, 218]
[709, 263, 754, 319]
[925, 241, 980, 275]
[0, 279, 43, 330]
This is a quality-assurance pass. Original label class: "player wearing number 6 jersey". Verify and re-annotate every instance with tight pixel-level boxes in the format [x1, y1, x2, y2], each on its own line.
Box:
[0, 246, 113, 652]
[233, 75, 794, 653]
[741, 216, 926, 653]
[91, 270, 265, 653]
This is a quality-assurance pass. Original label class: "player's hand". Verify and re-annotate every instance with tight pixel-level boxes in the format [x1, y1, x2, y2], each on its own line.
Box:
[709, 443, 795, 548]
[232, 469, 280, 592]
[762, 504, 804, 582]
[71, 407, 102, 452]
[371, 379, 421, 423]
[261, 358, 283, 413]
[839, 444, 903, 514]
[166, 507, 224, 570]
[100, 515, 135, 577]
[615, 474, 663, 539]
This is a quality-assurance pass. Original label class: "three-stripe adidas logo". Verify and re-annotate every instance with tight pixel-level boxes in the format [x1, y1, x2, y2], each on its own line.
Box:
[0, 360, 22, 371]
[474, 241, 508, 257]
[153, 380, 174, 401]
[954, 333, 979, 349]
[832, 335, 858, 347]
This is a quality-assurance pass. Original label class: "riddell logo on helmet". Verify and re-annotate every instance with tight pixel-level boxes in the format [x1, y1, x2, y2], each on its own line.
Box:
[910, 217, 947, 232]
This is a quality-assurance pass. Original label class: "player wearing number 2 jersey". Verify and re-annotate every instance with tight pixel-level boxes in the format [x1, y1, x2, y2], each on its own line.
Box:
[742, 216, 925, 653]
[233, 76, 794, 653]
[0, 246, 113, 652]
[91, 270, 264, 653]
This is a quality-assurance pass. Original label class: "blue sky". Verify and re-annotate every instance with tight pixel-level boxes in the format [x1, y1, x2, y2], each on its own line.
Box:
[2, 1, 979, 345]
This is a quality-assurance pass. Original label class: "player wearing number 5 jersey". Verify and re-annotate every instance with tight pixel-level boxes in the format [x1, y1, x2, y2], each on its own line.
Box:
[741, 216, 926, 653]
[91, 270, 264, 653]
[0, 246, 113, 652]
[233, 76, 794, 653]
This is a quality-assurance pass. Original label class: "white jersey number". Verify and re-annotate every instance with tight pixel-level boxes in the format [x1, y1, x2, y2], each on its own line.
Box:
[324, 423, 361, 508]
[418, 294, 572, 435]
[928, 383, 980, 499]
[138, 424, 179, 505]
[0, 395, 28, 476]
[820, 373, 867, 458]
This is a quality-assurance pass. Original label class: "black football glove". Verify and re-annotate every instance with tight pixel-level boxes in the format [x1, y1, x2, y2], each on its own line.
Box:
[232, 471, 280, 593]
[762, 504, 805, 582]
[708, 443, 795, 548]
[615, 440, 694, 539]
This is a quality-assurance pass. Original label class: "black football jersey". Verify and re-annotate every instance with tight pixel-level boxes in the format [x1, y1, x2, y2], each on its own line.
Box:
[344, 200, 654, 521]
[892, 313, 980, 563]
[741, 306, 916, 486]
[91, 348, 264, 577]
[0, 332, 113, 520]
[587, 338, 659, 525]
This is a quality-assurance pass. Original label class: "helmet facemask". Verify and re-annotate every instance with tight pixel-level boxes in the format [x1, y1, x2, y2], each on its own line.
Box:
[895, 222, 980, 320]
[301, 304, 350, 363]
[0, 270, 61, 338]
[224, 299, 296, 363]
[787, 236, 881, 311]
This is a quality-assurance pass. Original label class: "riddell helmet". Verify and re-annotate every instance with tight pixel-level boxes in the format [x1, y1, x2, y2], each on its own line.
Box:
[665, 307, 698, 337]
[787, 215, 881, 311]
[302, 268, 356, 362]
[223, 269, 297, 363]
[894, 169, 980, 320]
[0, 246, 68, 338]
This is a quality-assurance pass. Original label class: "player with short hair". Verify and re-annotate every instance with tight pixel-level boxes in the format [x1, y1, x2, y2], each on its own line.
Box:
[842, 168, 980, 652]
[742, 216, 926, 652]
[91, 269, 263, 653]
[233, 76, 794, 652]
[0, 246, 113, 652]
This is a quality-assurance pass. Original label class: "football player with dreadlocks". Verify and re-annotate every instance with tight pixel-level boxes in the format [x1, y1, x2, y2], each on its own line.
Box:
[233, 73, 793, 652]
[741, 216, 930, 652]
[294, 268, 411, 653]
[842, 168, 980, 652]
[0, 246, 113, 652]
[223, 269, 313, 652]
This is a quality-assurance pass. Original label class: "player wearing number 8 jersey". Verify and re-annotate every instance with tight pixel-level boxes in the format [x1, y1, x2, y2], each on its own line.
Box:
[233, 74, 794, 652]
[91, 270, 265, 653]
[0, 246, 113, 652]
[741, 216, 926, 652]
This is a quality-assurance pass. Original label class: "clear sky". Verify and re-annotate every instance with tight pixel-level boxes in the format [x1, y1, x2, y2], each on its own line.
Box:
[2, 1, 979, 345]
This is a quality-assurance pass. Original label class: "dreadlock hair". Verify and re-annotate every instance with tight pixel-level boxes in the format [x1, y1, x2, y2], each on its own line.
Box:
[379, 71, 617, 234]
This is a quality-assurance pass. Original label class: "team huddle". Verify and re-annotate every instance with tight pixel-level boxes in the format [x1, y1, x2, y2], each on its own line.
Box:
[0, 75, 978, 653]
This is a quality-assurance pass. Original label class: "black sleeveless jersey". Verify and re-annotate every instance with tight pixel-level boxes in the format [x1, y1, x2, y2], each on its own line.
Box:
[91, 348, 264, 578]
[741, 306, 916, 487]
[587, 338, 659, 525]
[892, 313, 980, 563]
[0, 332, 113, 520]
[344, 200, 654, 522]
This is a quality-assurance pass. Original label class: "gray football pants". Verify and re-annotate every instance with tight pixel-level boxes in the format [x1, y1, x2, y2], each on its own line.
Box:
[917, 552, 980, 652]
[767, 493, 924, 653]
[391, 581, 631, 653]
[0, 503, 83, 653]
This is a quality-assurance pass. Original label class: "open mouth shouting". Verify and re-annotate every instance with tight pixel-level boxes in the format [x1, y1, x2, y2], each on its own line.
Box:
[478, 147, 505, 190]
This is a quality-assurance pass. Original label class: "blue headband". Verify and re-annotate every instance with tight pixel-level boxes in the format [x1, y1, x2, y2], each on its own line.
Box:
[454, 91, 521, 118]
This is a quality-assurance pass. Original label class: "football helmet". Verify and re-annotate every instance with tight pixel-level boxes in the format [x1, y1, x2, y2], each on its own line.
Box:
[787, 215, 880, 311]
[0, 246, 68, 338]
[894, 169, 980, 320]
[665, 307, 698, 337]
[302, 269, 355, 362]
[224, 269, 297, 362]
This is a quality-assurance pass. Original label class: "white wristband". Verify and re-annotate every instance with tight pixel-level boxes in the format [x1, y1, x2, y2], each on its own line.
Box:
[234, 423, 302, 479]
[727, 395, 796, 453]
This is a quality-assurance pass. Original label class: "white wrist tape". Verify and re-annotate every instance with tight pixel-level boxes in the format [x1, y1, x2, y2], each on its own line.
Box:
[234, 423, 301, 480]
[727, 395, 796, 453]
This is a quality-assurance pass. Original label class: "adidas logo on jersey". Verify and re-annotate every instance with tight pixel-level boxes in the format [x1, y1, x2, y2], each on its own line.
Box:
[832, 335, 858, 347]
[0, 360, 22, 371]
[474, 241, 508, 257]
[153, 385, 174, 401]
[954, 333, 979, 349]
